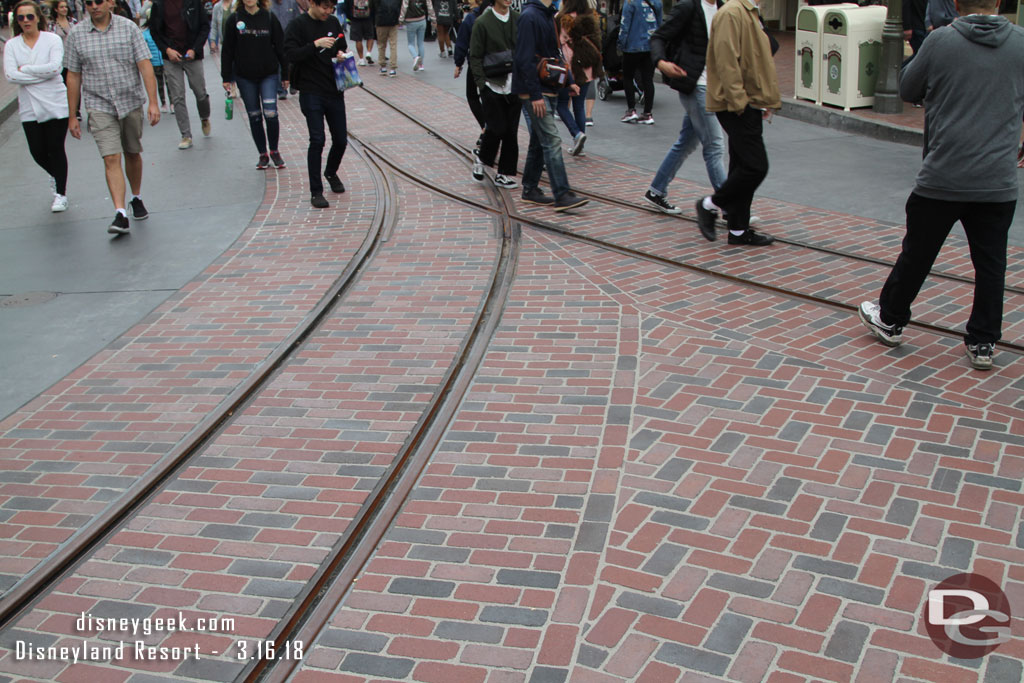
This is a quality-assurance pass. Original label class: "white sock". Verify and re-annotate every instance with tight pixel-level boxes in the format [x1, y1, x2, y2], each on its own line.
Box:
[117, 208, 128, 217]
[730, 230, 745, 236]
[131, 194, 142, 202]
[702, 196, 719, 212]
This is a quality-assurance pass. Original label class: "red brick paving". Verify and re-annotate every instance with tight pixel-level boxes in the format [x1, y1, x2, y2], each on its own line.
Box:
[2, 47, 1024, 683]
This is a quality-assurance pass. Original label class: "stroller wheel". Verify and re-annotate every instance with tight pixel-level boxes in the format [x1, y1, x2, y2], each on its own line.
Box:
[597, 78, 610, 101]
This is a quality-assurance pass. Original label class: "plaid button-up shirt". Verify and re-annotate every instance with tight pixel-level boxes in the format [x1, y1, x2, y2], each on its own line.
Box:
[64, 14, 152, 118]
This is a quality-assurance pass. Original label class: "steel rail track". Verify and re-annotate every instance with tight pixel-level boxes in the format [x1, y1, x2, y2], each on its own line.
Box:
[357, 83, 1024, 298]
[245, 138, 519, 682]
[0, 141, 391, 631]
[354, 83, 1024, 356]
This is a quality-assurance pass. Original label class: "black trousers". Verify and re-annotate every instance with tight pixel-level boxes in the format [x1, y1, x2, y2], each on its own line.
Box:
[712, 107, 769, 231]
[466, 69, 486, 129]
[622, 51, 654, 114]
[299, 91, 348, 196]
[879, 192, 1014, 345]
[23, 118, 69, 196]
[478, 88, 521, 176]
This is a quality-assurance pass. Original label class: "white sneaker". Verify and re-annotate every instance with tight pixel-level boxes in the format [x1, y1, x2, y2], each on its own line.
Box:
[412, 55, 422, 71]
[51, 194, 68, 212]
[570, 131, 586, 156]
[178, 137, 193, 150]
[357, 58, 367, 66]
[494, 174, 518, 189]
[857, 301, 904, 347]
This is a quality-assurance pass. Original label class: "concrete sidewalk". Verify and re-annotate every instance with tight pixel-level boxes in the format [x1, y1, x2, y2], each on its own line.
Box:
[0, 57, 263, 419]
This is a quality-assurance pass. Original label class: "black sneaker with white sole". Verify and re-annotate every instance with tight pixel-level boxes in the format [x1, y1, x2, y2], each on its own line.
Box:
[727, 229, 774, 246]
[107, 212, 130, 235]
[694, 198, 717, 241]
[130, 197, 148, 220]
[858, 301, 903, 347]
[965, 342, 994, 370]
[644, 190, 681, 215]
[494, 174, 518, 189]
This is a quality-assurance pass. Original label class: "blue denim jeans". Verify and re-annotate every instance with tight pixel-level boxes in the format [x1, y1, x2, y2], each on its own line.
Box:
[556, 80, 588, 138]
[522, 95, 570, 200]
[235, 73, 279, 154]
[649, 85, 726, 197]
[406, 19, 426, 62]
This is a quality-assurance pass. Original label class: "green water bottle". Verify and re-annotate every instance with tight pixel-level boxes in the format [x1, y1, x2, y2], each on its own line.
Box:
[225, 96, 233, 120]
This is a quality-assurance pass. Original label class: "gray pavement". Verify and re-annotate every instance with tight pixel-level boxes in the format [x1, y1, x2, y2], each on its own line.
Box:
[0, 58, 261, 419]
[3, 42, 1024, 421]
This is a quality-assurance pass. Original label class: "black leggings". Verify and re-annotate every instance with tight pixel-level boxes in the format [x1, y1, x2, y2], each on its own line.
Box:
[23, 118, 69, 195]
[622, 50, 654, 114]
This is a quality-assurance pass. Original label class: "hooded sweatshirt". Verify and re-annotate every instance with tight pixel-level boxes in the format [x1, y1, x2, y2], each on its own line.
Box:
[899, 15, 1024, 203]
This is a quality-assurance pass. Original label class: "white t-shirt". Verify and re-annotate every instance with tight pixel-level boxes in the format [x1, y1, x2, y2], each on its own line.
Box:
[696, 1, 718, 87]
[2, 31, 69, 122]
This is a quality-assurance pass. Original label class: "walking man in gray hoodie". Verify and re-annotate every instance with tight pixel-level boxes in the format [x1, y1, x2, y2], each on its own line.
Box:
[858, 0, 1024, 370]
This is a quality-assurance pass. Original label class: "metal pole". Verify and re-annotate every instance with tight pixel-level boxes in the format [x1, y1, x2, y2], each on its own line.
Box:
[873, 0, 905, 113]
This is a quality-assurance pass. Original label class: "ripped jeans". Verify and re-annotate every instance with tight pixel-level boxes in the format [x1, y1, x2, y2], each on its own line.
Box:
[235, 73, 280, 154]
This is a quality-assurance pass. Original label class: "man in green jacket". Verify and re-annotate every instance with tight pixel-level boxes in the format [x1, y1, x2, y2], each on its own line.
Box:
[468, 0, 519, 188]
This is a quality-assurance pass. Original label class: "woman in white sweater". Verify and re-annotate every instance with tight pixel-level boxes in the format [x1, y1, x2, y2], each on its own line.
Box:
[3, 0, 70, 212]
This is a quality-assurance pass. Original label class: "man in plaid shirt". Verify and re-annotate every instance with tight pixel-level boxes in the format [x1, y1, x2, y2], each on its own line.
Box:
[65, 0, 160, 235]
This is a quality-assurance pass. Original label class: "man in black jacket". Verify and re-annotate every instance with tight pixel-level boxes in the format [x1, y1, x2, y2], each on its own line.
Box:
[643, 0, 724, 214]
[150, 0, 212, 149]
[284, 0, 348, 208]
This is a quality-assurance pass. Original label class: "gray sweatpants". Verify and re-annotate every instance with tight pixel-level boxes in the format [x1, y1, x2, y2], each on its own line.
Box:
[164, 57, 211, 138]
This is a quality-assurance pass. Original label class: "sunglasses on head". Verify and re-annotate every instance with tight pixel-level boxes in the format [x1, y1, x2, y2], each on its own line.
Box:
[17, 12, 35, 19]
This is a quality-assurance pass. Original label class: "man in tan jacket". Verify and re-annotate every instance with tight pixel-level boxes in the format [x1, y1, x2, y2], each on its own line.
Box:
[694, 0, 779, 246]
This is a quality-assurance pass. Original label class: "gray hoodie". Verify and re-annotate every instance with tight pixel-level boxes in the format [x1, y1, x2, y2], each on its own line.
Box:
[900, 15, 1024, 203]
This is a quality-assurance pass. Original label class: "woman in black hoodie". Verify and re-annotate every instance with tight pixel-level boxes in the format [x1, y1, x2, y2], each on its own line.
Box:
[222, 0, 288, 169]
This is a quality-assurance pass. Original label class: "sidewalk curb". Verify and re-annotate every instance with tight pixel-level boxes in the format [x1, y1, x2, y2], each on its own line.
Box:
[778, 97, 923, 148]
[0, 95, 16, 128]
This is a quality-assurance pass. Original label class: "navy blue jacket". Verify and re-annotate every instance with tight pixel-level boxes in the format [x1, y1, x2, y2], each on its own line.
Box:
[513, 0, 573, 100]
[453, 6, 480, 67]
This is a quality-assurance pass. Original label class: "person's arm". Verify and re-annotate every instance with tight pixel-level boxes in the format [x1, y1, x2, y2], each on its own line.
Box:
[707, 11, 747, 112]
[220, 12, 236, 83]
[284, 16, 315, 64]
[3, 40, 49, 83]
[137, 58, 161, 125]
[650, 0, 692, 66]
[398, 0, 409, 23]
[67, 70, 83, 137]
[898, 32, 929, 103]
[19, 36, 65, 77]
[191, 0, 211, 56]
[468, 12, 486, 89]
[271, 14, 288, 86]
[426, 0, 436, 23]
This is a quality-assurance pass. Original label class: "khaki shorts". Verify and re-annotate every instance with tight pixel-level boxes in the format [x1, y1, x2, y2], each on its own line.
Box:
[87, 108, 144, 157]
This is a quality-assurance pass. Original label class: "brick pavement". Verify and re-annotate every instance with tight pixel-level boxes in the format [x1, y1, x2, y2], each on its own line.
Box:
[1, 60, 1023, 683]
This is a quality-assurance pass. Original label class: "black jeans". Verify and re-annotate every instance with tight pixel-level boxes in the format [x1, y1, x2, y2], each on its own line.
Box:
[478, 89, 521, 176]
[879, 192, 1014, 345]
[712, 107, 769, 231]
[299, 91, 348, 195]
[23, 118, 69, 195]
[622, 50, 654, 114]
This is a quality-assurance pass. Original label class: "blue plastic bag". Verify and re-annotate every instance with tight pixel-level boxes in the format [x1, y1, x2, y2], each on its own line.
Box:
[334, 53, 362, 92]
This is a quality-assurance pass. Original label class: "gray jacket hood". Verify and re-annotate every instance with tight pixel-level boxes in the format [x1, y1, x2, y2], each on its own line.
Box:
[952, 14, 1013, 47]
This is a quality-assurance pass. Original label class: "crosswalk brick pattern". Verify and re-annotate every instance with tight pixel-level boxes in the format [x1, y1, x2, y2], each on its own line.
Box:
[1, 64, 1023, 683]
